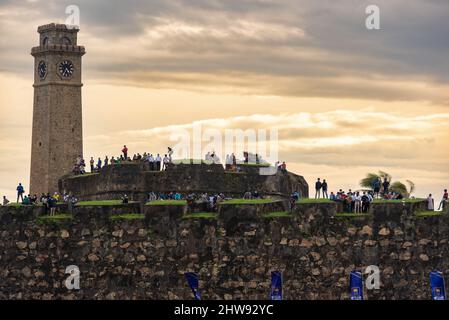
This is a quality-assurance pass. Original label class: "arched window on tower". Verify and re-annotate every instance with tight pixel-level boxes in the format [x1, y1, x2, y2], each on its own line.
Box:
[61, 36, 72, 45]
[42, 37, 48, 46]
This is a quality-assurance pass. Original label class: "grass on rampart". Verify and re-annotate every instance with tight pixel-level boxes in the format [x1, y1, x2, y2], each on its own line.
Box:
[415, 210, 443, 218]
[297, 198, 333, 204]
[262, 211, 292, 218]
[238, 162, 270, 167]
[110, 213, 145, 221]
[220, 198, 280, 205]
[336, 212, 371, 218]
[37, 214, 73, 224]
[146, 200, 187, 206]
[182, 212, 217, 219]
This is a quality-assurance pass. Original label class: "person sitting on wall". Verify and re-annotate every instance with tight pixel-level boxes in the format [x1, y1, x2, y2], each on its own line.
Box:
[438, 189, 448, 211]
[79, 159, 86, 174]
[291, 191, 300, 201]
[122, 194, 129, 204]
[2, 196, 9, 206]
[31, 195, 37, 205]
[252, 190, 260, 199]
[280, 162, 287, 173]
[329, 192, 337, 201]
[21, 195, 30, 206]
[243, 191, 252, 199]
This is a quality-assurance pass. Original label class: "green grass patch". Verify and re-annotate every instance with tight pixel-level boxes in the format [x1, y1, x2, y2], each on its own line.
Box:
[238, 162, 270, 167]
[373, 198, 425, 204]
[146, 200, 187, 206]
[415, 211, 442, 218]
[262, 211, 292, 218]
[336, 212, 371, 218]
[221, 198, 280, 205]
[183, 212, 217, 219]
[110, 213, 145, 221]
[76, 200, 132, 206]
[6, 202, 43, 207]
[297, 198, 333, 204]
[6, 202, 22, 207]
[37, 214, 72, 224]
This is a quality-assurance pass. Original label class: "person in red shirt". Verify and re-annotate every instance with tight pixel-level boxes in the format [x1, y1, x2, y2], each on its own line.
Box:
[122, 145, 128, 160]
[438, 189, 448, 210]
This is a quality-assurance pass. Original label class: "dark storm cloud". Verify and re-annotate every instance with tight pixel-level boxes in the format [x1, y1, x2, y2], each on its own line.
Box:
[1, 0, 449, 102]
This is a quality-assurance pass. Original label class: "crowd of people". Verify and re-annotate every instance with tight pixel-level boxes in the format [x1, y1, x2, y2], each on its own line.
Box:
[426, 189, 448, 211]
[312, 178, 448, 213]
[3, 144, 448, 213]
[331, 190, 374, 213]
[0, 183, 79, 216]
[146, 190, 229, 212]
[73, 146, 174, 175]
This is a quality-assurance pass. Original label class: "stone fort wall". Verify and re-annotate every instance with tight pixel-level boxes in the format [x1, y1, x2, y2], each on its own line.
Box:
[0, 201, 447, 300]
[58, 163, 309, 201]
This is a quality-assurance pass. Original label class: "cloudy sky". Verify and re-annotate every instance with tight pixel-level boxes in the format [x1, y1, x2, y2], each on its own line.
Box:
[1, 0, 448, 200]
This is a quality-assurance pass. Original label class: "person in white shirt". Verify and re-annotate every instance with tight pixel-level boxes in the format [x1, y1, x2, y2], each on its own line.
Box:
[427, 194, 434, 211]
[163, 155, 170, 170]
[167, 147, 173, 161]
[148, 154, 155, 171]
[156, 154, 162, 171]
[354, 192, 362, 213]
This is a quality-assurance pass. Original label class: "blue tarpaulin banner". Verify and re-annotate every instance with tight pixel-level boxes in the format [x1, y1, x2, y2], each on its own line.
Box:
[349, 270, 363, 300]
[270, 271, 282, 300]
[185, 272, 201, 300]
[430, 271, 446, 300]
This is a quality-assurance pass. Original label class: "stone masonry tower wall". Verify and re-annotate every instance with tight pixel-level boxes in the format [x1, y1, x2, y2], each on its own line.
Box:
[30, 24, 85, 195]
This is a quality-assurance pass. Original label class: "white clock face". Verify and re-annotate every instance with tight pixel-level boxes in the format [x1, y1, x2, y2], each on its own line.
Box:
[59, 60, 74, 77]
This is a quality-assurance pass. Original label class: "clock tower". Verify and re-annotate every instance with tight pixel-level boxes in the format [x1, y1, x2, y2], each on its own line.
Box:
[30, 23, 85, 195]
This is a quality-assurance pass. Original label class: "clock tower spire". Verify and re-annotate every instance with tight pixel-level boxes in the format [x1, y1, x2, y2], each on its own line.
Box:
[30, 23, 85, 195]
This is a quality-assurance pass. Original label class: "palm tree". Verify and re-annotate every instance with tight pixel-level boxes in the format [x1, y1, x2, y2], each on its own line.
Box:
[360, 173, 380, 190]
[360, 171, 415, 198]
